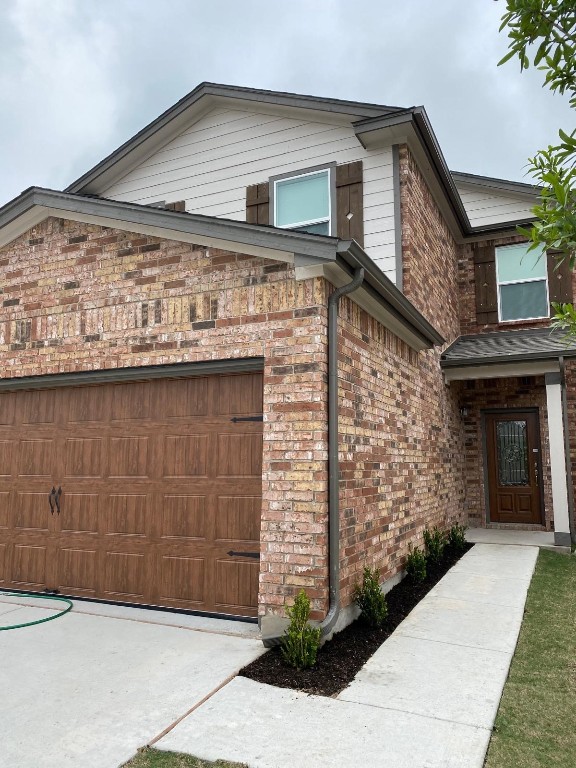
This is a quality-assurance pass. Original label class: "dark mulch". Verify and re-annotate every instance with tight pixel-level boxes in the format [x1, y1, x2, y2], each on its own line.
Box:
[240, 543, 473, 697]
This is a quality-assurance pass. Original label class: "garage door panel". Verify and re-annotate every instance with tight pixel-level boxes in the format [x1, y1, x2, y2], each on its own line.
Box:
[15, 492, 51, 532]
[64, 438, 104, 479]
[158, 377, 209, 418]
[217, 433, 262, 477]
[58, 547, 97, 595]
[215, 559, 259, 614]
[216, 373, 263, 415]
[20, 389, 58, 425]
[60, 493, 99, 534]
[215, 496, 261, 542]
[109, 436, 149, 478]
[0, 492, 9, 528]
[18, 439, 56, 477]
[107, 495, 148, 537]
[12, 544, 47, 587]
[162, 434, 208, 478]
[159, 555, 205, 604]
[0, 443, 11, 477]
[0, 391, 16, 425]
[67, 386, 109, 423]
[111, 381, 151, 422]
[0, 543, 7, 583]
[161, 495, 206, 539]
[104, 552, 146, 598]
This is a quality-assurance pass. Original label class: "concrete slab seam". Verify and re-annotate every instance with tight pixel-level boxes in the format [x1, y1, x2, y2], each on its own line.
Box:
[335, 694, 496, 731]
[394, 631, 519, 654]
[147, 671, 239, 747]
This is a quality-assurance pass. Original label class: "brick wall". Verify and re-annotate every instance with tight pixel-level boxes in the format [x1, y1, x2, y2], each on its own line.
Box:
[0, 217, 330, 619]
[336, 295, 466, 606]
[398, 144, 460, 342]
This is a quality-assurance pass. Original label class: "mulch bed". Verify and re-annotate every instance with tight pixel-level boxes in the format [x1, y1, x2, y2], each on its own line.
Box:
[239, 542, 473, 697]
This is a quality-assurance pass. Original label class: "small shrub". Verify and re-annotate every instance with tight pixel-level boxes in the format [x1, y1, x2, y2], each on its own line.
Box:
[406, 544, 427, 582]
[353, 567, 388, 627]
[281, 590, 321, 670]
[423, 526, 446, 564]
[447, 523, 468, 553]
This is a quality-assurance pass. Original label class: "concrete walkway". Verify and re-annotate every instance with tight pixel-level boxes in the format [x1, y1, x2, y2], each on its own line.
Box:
[157, 543, 538, 768]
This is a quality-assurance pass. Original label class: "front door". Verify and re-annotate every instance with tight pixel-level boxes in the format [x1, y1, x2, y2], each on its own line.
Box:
[485, 411, 543, 525]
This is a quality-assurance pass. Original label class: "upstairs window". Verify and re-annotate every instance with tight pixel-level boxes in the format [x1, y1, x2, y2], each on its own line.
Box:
[273, 168, 331, 235]
[496, 243, 549, 322]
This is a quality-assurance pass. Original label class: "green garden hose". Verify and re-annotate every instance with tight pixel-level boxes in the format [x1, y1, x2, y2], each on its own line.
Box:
[0, 592, 73, 630]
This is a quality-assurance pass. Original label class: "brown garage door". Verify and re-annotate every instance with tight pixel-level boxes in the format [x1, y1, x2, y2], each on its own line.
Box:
[0, 371, 263, 618]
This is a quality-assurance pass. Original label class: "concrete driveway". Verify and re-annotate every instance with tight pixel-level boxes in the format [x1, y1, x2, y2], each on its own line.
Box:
[0, 594, 263, 768]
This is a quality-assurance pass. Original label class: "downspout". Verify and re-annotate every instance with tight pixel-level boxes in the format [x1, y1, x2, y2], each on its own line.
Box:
[320, 266, 365, 638]
[261, 265, 364, 647]
[559, 356, 575, 543]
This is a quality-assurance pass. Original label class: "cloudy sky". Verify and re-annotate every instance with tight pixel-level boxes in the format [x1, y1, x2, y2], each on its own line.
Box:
[0, 0, 573, 207]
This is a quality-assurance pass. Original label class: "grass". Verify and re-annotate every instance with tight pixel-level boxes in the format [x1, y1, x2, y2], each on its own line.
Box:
[122, 747, 247, 768]
[484, 549, 576, 768]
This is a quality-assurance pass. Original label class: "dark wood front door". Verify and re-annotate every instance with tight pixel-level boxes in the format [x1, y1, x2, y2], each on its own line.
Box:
[485, 411, 543, 525]
[0, 371, 263, 617]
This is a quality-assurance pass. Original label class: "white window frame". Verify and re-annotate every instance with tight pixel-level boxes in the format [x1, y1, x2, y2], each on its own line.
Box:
[270, 164, 335, 235]
[496, 243, 550, 323]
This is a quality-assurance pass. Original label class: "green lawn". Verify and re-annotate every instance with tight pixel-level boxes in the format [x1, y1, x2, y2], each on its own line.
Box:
[122, 748, 246, 768]
[485, 549, 576, 768]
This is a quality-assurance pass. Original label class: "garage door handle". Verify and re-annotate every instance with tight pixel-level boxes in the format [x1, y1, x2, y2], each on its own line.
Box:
[48, 487, 56, 515]
[55, 486, 62, 514]
[227, 550, 260, 559]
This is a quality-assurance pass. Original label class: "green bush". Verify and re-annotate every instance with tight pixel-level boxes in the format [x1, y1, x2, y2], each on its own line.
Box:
[406, 544, 427, 582]
[423, 526, 446, 564]
[447, 523, 468, 553]
[353, 566, 388, 627]
[281, 590, 321, 670]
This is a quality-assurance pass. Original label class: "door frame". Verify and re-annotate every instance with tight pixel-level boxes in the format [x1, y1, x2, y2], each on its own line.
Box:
[482, 408, 545, 525]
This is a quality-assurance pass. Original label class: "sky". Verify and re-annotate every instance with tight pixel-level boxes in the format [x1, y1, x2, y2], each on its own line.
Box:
[0, 0, 573, 207]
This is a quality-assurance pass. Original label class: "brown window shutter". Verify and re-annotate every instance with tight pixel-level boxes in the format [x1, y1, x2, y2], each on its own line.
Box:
[474, 245, 498, 324]
[165, 200, 186, 212]
[246, 183, 270, 225]
[547, 252, 573, 306]
[336, 161, 363, 246]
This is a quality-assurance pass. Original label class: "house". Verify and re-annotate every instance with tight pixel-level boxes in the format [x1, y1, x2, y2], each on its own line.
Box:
[0, 83, 574, 642]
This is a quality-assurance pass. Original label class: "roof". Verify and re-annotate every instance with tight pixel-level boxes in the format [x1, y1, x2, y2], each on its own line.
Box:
[63, 81, 536, 240]
[0, 186, 443, 351]
[441, 328, 576, 368]
[451, 170, 541, 197]
[65, 82, 404, 195]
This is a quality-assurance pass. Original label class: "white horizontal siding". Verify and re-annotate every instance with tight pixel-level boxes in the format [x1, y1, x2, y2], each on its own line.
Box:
[103, 108, 397, 283]
[456, 183, 536, 227]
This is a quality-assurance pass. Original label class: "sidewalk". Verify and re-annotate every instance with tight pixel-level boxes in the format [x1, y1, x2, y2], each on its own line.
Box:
[156, 544, 538, 768]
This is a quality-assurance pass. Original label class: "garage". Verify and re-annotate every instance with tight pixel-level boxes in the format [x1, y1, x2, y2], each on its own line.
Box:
[0, 369, 263, 618]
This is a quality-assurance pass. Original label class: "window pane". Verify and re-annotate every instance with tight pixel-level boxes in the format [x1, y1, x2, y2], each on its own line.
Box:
[275, 171, 329, 228]
[500, 281, 549, 321]
[497, 243, 547, 283]
[496, 420, 529, 486]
